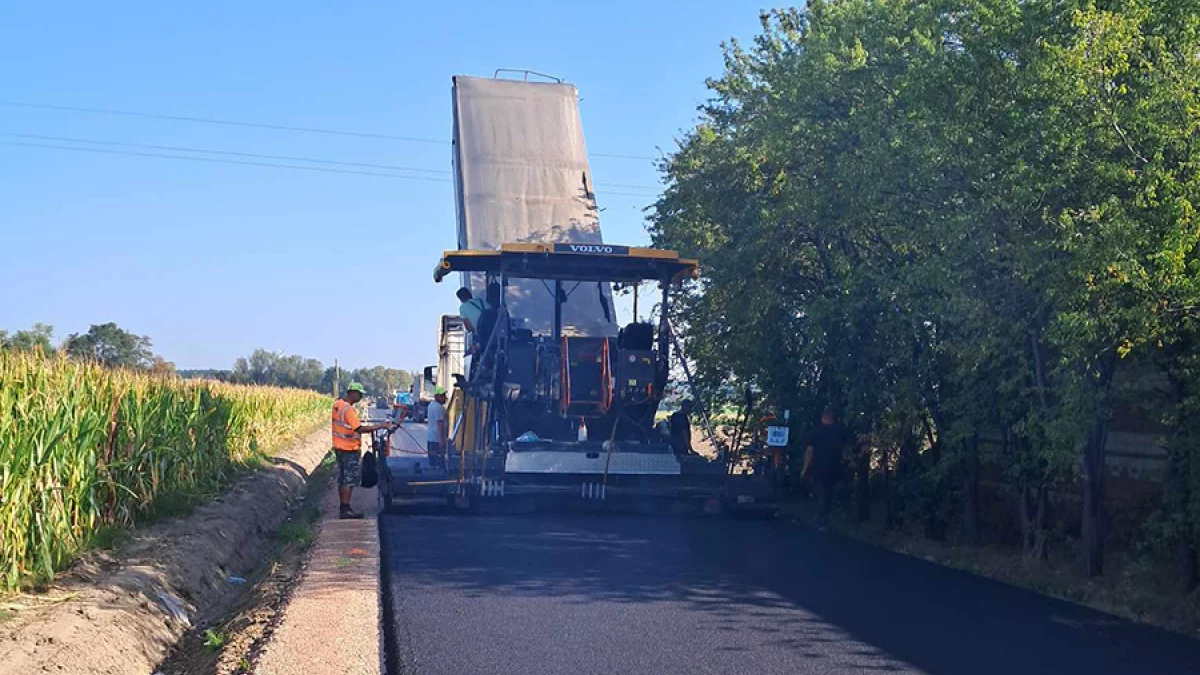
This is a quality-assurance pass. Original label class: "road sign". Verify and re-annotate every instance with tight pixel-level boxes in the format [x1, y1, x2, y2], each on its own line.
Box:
[766, 425, 790, 447]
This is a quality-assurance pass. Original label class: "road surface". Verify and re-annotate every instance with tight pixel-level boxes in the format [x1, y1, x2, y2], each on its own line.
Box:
[381, 514, 1200, 675]
[376, 406, 1200, 674]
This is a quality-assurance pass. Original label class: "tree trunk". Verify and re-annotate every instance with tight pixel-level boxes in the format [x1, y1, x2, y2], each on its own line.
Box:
[962, 433, 981, 546]
[1179, 541, 1200, 593]
[1032, 484, 1049, 562]
[1020, 483, 1049, 563]
[855, 441, 871, 522]
[1165, 360, 1198, 592]
[1081, 349, 1117, 578]
[1166, 431, 1199, 591]
[1081, 414, 1109, 577]
[882, 445, 894, 530]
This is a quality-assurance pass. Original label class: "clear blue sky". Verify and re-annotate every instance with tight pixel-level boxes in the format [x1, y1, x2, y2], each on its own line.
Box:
[0, 1, 765, 371]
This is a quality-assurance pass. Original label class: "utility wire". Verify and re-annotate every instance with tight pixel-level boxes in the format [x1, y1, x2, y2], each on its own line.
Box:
[3, 132, 662, 192]
[0, 100, 444, 144]
[3, 132, 452, 175]
[2, 141, 453, 182]
[5, 140, 663, 198]
[0, 100, 658, 160]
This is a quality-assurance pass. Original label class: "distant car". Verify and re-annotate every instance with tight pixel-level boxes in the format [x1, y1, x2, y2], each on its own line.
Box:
[375, 397, 389, 409]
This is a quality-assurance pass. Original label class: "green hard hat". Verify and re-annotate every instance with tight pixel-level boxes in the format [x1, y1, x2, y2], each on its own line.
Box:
[346, 382, 366, 394]
[434, 386, 447, 395]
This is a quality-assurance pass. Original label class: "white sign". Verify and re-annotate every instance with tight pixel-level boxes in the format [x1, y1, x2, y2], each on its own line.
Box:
[766, 426, 790, 447]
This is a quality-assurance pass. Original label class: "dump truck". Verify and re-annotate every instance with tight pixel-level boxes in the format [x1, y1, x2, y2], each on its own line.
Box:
[437, 315, 466, 392]
[409, 368, 435, 423]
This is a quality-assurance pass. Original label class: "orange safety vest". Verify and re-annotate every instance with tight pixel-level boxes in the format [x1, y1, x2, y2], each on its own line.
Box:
[331, 399, 361, 452]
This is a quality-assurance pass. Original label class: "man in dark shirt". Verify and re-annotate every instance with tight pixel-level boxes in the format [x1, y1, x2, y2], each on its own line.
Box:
[668, 400, 695, 456]
[801, 405, 848, 528]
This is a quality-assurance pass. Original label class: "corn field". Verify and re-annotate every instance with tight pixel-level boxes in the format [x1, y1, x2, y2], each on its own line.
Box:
[0, 350, 329, 591]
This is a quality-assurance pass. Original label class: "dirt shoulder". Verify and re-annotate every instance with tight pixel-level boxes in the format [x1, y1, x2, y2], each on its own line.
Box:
[252, 469, 383, 675]
[0, 427, 330, 675]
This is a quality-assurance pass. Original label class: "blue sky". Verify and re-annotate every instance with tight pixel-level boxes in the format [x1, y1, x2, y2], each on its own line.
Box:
[0, 1, 765, 370]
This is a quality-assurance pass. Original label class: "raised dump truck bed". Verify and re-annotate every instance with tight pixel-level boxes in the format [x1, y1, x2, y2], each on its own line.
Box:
[451, 74, 615, 337]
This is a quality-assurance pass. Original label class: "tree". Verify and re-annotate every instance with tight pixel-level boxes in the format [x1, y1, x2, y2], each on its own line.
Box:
[3, 323, 54, 352]
[650, 0, 1200, 579]
[227, 349, 411, 395]
[349, 366, 413, 397]
[63, 323, 152, 368]
[178, 369, 233, 381]
[149, 356, 176, 377]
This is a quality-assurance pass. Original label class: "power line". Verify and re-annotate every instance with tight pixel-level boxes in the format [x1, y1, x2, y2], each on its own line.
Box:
[592, 152, 657, 161]
[3, 131, 662, 191]
[593, 181, 662, 191]
[2, 141, 453, 182]
[5, 140, 663, 198]
[0, 100, 445, 145]
[0, 99, 658, 160]
[3, 132, 452, 175]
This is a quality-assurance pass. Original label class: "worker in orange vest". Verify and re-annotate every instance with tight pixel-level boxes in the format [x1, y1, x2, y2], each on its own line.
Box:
[332, 382, 395, 519]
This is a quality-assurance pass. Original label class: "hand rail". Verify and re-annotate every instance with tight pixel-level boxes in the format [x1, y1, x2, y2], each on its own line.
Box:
[667, 319, 726, 462]
[493, 68, 563, 83]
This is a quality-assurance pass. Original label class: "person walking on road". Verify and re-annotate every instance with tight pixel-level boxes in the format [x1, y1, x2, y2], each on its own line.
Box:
[800, 405, 849, 529]
[426, 386, 449, 467]
[332, 382, 395, 519]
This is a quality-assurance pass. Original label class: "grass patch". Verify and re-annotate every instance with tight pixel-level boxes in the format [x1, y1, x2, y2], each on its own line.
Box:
[272, 449, 334, 549]
[277, 520, 315, 546]
[203, 628, 228, 652]
[89, 525, 131, 551]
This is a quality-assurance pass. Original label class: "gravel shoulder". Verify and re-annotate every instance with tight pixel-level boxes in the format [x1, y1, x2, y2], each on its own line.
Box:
[0, 427, 330, 675]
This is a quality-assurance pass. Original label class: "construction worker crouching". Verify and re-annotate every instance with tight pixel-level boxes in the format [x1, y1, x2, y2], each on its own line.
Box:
[332, 382, 395, 519]
[457, 284, 501, 358]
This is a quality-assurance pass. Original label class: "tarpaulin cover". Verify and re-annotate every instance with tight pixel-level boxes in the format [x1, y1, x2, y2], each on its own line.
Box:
[451, 75, 617, 337]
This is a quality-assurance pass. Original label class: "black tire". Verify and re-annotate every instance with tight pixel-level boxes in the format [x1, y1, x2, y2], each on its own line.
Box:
[377, 462, 395, 516]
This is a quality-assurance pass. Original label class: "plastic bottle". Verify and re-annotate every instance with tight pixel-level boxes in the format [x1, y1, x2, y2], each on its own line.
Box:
[577, 418, 588, 442]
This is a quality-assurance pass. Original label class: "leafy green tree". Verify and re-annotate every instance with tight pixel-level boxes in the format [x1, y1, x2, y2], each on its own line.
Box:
[349, 366, 413, 397]
[178, 368, 233, 381]
[227, 350, 412, 396]
[651, 0, 1200, 579]
[64, 323, 152, 368]
[3, 323, 54, 352]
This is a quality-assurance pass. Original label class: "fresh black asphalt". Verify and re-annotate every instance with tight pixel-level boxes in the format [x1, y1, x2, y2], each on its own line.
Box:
[380, 513, 1200, 675]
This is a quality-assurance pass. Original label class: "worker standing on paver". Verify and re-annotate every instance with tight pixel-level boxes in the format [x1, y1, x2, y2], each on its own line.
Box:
[332, 382, 395, 519]
[426, 386, 449, 467]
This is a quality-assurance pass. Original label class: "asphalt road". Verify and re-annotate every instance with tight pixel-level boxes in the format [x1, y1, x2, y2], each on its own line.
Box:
[380, 510, 1200, 675]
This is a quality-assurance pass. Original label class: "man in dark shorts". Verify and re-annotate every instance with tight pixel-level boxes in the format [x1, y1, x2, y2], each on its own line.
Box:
[331, 382, 395, 519]
[801, 405, 848, 529]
